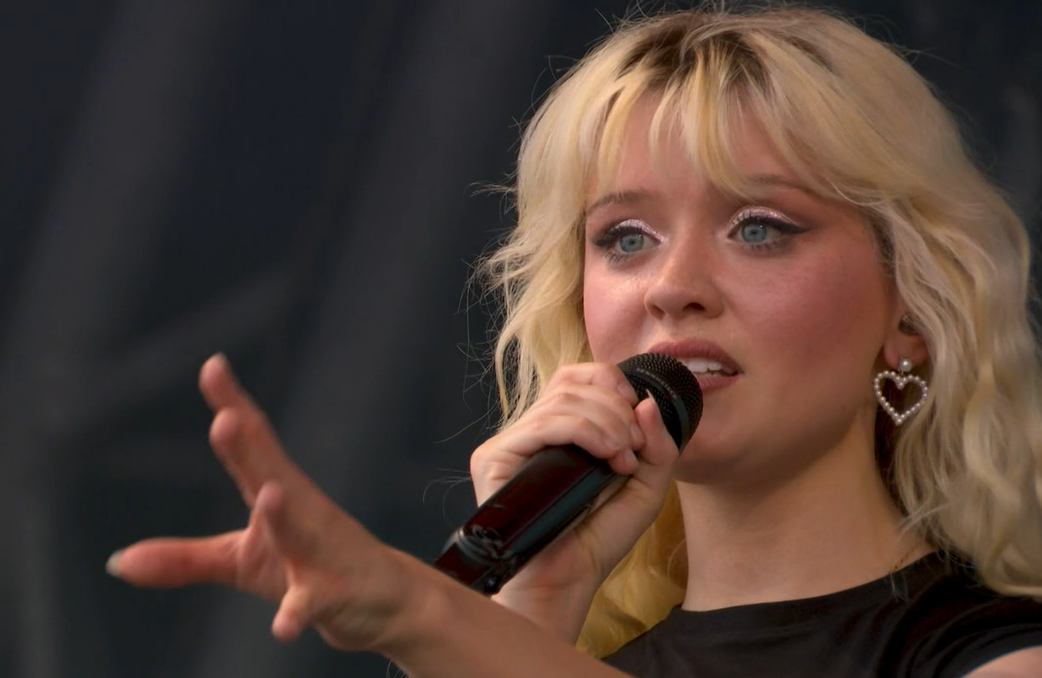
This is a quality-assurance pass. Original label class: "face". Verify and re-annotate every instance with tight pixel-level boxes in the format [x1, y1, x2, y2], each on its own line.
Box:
[582, 101, 899, 486]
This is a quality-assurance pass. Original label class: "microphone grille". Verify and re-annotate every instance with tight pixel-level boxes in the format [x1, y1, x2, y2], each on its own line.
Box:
[618, 353, 703, 450]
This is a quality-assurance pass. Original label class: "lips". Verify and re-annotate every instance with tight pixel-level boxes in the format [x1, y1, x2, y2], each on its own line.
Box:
[646, 340, 741, 391]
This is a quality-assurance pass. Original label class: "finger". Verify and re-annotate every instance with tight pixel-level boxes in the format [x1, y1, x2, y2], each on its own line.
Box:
[545, 362, 639, 404]
[253, 482, 324, 631]
[632, 395, 681, 470]
[568, 399, 680, 577]
[581, 398, 676, 516]
[201, 356, 306, 506]
[209, 407, 301, 506]
[198, 353, 256, 413]
[500, 383, 643, 454]
[272, 586, 312, 642]
[107, 532, 241, 588]
[474, 410, 634, 495]
[587, 398, 678, 534]
[256, 482, 392, 649]
[622, 397, 680, 506]
[528, 383, 645, 452]
[255, 481, 341, 565]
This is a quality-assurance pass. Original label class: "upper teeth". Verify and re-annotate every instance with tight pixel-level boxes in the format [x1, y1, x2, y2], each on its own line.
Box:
[682, 358, 735, 375]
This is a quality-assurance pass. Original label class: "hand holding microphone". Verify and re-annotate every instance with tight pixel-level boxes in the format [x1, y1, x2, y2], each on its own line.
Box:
[439, 354, 701, 629]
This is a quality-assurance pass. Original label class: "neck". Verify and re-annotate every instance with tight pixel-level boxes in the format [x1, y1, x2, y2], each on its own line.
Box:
[678, 424, 931, 611]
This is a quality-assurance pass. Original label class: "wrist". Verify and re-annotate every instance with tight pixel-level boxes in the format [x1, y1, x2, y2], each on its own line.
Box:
[373, 560, 624, 678]
[362, 548, 446, 656]
[492, 579, 598, 643]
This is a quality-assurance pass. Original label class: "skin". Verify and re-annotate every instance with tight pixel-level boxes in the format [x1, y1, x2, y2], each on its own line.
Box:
[583, 113, 900, 489]
[109, 354, 1041, 677]
[108, 100, 1041, 675]
[582, 99, 934, 610]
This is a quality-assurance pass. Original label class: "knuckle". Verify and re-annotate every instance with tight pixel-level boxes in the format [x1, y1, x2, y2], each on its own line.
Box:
[545, 389, 581, 409]
[550, 363, 585, 382]
[468, 440, 498, 475]
[247, 410, 273, 436]
[525, 413, 556, 438]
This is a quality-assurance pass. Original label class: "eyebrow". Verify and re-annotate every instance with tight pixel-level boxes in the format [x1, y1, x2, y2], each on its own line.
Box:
[583, 189, 655, 220]
[583, 174, 814, 220]
[748, 173, 815, 194]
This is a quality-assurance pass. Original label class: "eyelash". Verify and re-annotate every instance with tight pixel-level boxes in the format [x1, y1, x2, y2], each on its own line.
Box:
[728, 208, 808, 253]
[591, 209, 806, 264]
[591, 219, 659, 265]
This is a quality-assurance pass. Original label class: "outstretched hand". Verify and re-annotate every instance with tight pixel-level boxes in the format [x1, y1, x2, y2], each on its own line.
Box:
[108, 354, 415, 651]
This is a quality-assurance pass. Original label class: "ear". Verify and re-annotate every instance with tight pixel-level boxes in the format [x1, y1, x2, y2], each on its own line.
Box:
[881, 306, 929, 370]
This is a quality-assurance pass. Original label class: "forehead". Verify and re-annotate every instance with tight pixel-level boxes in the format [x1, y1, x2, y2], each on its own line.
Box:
[589, 95, 797, 203]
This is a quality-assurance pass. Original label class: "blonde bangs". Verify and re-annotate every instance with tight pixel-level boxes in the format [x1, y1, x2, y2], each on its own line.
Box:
[590, 33, 775, 207]
[589, 15, 942, 216]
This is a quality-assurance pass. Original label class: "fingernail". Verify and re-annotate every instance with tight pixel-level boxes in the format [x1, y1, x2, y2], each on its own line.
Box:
[603, 434, 623, 453]
[644, 395, 662, 421]
[213, 352, 232, 373]
[624, 449, 638, 470]
[105, 550, 123, 577]
[213, 352, 240, 383]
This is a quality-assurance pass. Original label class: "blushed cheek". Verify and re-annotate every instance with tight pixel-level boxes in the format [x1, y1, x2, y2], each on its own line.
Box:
[582, 273, 639, 363]
[582, 285, 614, 361]
[761, 251, 891, 379]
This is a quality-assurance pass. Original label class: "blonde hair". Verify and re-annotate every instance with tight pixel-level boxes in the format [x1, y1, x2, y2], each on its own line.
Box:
[481, 4, 1042, 658]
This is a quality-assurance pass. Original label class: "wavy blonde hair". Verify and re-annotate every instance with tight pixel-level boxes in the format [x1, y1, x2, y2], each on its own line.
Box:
[481, 4, 1042, 658]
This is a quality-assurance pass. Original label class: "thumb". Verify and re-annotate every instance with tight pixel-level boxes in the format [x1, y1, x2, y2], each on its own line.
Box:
[570, 397, 681, 577]
[628, 395, 681, 495]
[255, 483, 321, 642]
[592, 396, 678, 531]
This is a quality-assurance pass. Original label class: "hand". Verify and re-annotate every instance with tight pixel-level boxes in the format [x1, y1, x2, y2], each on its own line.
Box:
[469, 363, 680, 639]
[107, 354, 416, 652]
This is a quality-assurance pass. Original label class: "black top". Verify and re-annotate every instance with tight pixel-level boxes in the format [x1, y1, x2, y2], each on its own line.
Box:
[604, 554, 1042, 678]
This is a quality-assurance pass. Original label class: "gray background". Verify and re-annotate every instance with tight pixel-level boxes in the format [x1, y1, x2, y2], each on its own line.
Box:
[1, 1, 1038, 676]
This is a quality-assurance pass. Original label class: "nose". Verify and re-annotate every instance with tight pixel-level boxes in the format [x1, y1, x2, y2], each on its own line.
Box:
[643, 236, 724, 321]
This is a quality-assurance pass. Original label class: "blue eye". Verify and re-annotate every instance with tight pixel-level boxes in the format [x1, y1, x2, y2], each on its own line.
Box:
[738, 221, 769, 244]
[617, 232, 648, 253]
[729, 209, 807, 251]
[591, 219, 659, 263]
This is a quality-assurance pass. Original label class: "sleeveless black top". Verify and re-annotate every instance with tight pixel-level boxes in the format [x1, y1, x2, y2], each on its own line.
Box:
[604, 554, 1042, 677]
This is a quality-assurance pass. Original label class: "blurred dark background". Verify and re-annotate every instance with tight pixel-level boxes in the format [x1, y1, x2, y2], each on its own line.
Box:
[1, 1, 1038, 676]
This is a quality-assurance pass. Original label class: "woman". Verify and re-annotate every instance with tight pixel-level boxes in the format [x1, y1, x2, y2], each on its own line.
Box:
[108, 6, 1042, 677]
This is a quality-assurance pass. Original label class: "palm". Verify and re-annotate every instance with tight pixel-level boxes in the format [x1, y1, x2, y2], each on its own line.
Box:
[110, 355, 406, 649]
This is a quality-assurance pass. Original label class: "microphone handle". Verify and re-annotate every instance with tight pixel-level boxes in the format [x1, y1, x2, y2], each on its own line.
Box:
[433, 445, 617, 595]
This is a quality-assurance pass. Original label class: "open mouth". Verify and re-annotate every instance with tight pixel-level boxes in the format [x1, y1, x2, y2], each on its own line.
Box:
[680, 357, 738, 378]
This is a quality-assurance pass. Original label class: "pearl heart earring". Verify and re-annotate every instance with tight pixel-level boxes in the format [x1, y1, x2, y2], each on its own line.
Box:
[874, 356, 929, 426]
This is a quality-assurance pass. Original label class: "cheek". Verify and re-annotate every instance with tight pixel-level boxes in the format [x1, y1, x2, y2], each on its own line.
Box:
[743, 248, 890, 384]
[582, 270, 643, 363]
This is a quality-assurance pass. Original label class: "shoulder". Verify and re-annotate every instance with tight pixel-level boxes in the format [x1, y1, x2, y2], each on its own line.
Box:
[961, 646, 1042, 677]
[887, 557, 1042, 678]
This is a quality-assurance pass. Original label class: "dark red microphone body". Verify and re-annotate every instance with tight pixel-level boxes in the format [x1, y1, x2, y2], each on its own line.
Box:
[434, 353, 703, 595]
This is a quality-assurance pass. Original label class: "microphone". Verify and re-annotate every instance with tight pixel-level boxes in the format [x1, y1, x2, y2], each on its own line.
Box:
[434, 353, 703, 595]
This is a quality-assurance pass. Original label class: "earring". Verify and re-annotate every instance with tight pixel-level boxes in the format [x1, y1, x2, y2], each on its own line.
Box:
[874, 356, 929, 426]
